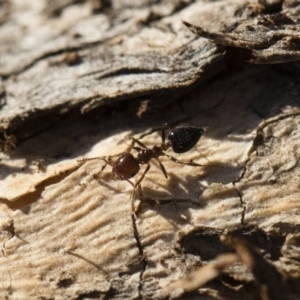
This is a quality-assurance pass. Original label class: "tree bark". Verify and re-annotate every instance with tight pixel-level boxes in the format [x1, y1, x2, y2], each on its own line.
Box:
[0, 0, 300, 299]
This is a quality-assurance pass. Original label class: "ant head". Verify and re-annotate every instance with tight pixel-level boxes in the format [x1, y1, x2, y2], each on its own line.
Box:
[168, 126, 205, 153]
[113, 153, 140, 180]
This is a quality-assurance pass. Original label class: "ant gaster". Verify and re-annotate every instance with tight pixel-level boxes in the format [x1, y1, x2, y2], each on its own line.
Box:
[79, 124, 205, 190]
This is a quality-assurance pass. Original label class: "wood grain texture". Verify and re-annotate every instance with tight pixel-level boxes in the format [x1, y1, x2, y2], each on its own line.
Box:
[0, 0, 300, 299]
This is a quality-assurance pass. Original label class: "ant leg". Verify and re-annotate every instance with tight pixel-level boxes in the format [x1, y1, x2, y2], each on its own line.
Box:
[135, 163, 150, 187]
[137, 125, 164, 140]
[78, 157, 113, 179]
[131, 188, 136, 215]
[161, 123, 169, 145]
[100, 163, 107, 172]
[155, 158, 168, 178]
[130, 125, 170, 150]
[164, 153, 203, 167]
[164, 153, 225, 167]
[123, 178, 135, 188]
[80, 136, 137, 163]
[130, 163, 150, 214]
[122, 137, 137, 153]
[130, 184, 145, 217]
[114, 176, 137, 213]
[78, 156, 113, 166]
[129, 137, 148, 149]
[132, 147, 142, 153]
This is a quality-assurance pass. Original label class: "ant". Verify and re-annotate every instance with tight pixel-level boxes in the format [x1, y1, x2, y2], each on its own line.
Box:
[78, 124, 208, 212]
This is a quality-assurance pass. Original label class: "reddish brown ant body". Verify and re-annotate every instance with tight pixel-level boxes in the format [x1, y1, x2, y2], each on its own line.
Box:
[79, 124, 205, 188]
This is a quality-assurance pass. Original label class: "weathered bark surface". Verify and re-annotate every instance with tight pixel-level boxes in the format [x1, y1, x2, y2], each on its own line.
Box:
[0, 0, 300, 299]
[183, 1, 300, 64]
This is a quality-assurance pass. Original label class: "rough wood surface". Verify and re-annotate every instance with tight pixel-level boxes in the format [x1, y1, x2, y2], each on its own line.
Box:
[0, 0, 300, 299]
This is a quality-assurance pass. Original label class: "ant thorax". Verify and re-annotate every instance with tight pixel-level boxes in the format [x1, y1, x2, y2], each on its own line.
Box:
[137, 149, 153, 164]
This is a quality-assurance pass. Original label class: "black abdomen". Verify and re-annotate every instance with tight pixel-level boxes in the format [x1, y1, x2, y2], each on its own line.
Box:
[168, 126, 204, 153]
